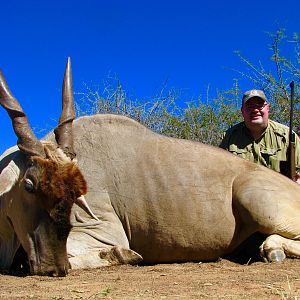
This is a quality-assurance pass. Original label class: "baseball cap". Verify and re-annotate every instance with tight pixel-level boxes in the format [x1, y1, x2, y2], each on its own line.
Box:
[242, 90, 267, 107]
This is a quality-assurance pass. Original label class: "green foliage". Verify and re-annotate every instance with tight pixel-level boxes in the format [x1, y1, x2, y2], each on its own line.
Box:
[161, 86, 241, 145]
[76, 79, 241, 146]
[75, 28, 299, 146]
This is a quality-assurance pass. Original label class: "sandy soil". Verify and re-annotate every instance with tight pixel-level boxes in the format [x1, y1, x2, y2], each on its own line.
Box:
[1, 259, 300, 299]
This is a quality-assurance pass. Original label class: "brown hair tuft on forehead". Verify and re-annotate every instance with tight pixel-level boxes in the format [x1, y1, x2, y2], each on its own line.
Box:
[32, 157, 87, 209]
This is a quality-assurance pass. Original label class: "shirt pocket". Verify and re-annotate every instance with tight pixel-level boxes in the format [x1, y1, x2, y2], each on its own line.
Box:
[228, 145, 250, 159]
[260, 147, 282, 172]
[260, 148, 278, 157]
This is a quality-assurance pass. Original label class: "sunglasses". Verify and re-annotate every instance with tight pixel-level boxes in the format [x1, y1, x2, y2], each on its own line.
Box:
[244, 103, 268, 111]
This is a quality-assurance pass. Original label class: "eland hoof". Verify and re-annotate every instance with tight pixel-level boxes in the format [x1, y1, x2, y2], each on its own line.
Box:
[267, 249, 286, 262]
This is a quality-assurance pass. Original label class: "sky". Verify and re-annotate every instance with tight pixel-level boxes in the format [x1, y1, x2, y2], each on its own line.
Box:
[1, 0, 300, 154]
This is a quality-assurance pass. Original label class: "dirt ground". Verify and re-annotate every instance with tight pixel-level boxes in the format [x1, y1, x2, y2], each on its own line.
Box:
[1, 259, 300, 299]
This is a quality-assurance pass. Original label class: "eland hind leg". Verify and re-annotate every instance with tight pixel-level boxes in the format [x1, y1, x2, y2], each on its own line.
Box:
[260, 234, 300, 262]
[233, 169, 300, 262]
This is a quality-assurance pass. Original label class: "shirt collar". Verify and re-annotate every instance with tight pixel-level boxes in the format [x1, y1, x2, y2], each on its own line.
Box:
[243, 121, 269, 140]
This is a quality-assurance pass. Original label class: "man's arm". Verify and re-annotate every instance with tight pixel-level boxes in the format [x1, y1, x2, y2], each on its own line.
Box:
[219, 131, 230, 150]
[293, 132, 300, 184]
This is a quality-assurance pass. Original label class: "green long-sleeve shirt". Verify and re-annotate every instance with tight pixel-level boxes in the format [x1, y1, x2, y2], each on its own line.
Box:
[219, 119, 300, 174]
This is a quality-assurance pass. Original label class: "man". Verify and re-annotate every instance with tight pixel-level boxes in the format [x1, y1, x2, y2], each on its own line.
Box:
[220, 89, 300, 183]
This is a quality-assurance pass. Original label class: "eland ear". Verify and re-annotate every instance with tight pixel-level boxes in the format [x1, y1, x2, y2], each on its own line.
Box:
[0, 160, 20, 197]
[75, 195, 99, 221]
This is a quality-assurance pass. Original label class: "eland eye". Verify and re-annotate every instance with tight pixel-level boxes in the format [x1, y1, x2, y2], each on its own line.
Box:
[24, 178, 35, 193]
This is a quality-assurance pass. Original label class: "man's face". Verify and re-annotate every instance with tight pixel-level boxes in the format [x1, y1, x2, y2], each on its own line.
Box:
[241, 97, 269, 130]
